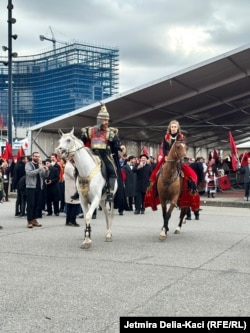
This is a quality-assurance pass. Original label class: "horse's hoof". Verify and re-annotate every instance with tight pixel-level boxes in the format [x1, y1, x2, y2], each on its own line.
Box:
[105, 232, 112, 242]
[81, 241, 92, 249]
[174, 229, 181, 234]
[159, 230, 167, 241]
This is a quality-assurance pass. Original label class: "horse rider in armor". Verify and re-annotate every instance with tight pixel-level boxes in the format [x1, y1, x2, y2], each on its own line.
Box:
[74, 104, 122, 202]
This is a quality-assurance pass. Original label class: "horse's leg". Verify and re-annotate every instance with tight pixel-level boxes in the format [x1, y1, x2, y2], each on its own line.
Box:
[159, 199, 178, 240]
[159, 199, 174, 240]
[175, 207, 187, 234]
[80, 196, 95, 249]
[100, 198, 114, 242]
[159, 200, 167, 240]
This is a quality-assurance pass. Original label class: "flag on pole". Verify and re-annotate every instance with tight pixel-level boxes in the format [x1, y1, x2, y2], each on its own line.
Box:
[16, 146, 26, 161]
[229, 131, 238, 155]
[157, 142, 164, 162]
[141, 146, 149, 157]
[229, 131, 238, 171]
[240, 151, 250, 167]
[2, 142, 13, 160]
[22, 138, 29, 149]
[209, 149, 218, 161]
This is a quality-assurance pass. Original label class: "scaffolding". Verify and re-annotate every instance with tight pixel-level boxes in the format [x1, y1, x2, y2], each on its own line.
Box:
[0, 42, 119, 127]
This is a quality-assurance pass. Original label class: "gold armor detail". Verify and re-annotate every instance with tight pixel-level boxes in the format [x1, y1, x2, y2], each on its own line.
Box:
[81, 126, 118, 142]
[108, 127, 118, 141]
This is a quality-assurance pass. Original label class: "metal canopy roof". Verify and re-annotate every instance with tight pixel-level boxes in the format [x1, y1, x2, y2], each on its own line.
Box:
[31, 43, 250, 150]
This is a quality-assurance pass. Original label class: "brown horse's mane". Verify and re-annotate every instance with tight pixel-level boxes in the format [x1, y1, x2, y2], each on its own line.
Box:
[159, 140, 186, 182]
[165, 139, 186, 162]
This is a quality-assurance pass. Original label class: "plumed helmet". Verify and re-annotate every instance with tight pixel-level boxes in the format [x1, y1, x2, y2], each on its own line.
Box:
[97, 104, 109, 120]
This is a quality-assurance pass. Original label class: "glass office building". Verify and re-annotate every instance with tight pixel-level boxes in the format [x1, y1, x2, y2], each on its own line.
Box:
[0, 42, 119, 128]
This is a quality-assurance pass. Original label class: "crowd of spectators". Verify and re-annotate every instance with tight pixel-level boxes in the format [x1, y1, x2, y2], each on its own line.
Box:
[0, 146, 249, 230]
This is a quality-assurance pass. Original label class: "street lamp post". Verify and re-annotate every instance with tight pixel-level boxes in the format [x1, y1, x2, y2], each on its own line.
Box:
[2, 0, 17, 147]
[7, 0, 16, 146]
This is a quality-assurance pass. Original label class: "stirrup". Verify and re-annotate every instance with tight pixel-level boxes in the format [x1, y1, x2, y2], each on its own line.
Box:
[106, 193, 114, 202]
[71, 192, 79, 200]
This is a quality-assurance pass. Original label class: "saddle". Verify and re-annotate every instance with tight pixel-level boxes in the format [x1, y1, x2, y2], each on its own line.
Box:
[91, 151, 109, 194]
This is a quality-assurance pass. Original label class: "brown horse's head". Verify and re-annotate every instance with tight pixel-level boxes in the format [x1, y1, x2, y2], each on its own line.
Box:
[168, 140, 187, 160]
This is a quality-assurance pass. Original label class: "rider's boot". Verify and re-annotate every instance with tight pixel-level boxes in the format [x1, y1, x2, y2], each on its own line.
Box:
[107, 177, 116, 202]
[194, 210, 199, 220]
[186, 207, 191, 220]
[71, 191, 79, 201]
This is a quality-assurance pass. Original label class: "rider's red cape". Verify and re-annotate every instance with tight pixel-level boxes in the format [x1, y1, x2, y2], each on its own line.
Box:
[144, 162, 200, 212]
[178, 164, 200, 212]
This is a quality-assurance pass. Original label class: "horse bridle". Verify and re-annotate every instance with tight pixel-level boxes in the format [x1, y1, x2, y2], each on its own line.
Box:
[60, 134, 101, 167]
[166, 140, 185, 162]
[161, 141, 185, 185]
[60, 135, 85, 157]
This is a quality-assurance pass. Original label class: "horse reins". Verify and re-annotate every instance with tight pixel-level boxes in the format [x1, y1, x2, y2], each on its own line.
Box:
[66, 141, 85, 156]
[161, 141, 185, 185]
[165, 141, 185, 162]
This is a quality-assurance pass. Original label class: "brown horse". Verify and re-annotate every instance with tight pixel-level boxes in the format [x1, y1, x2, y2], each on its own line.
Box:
[157, 140, 187, 240]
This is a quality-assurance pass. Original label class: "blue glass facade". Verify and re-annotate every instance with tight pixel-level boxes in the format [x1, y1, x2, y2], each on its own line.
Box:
[0, 42, 119, 127]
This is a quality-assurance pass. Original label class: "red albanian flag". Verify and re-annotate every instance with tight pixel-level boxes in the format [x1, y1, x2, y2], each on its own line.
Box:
[141, 146, 149, 157]
[2, 142, 13, 160]
[229, 131, 238, 171]
[16, 146, 26, 161]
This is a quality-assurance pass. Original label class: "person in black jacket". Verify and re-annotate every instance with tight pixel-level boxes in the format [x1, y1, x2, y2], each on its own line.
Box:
[16, 175, 27, 217]
[239, 157, 250, 201]
[44, 159, 60, 216]
[123, 155, 137, 211]
[133, 154, 152, 214]
[0, 169, 6, 203]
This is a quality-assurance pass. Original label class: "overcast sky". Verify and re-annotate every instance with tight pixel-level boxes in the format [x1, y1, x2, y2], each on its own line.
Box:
[1, 0, 250, 92]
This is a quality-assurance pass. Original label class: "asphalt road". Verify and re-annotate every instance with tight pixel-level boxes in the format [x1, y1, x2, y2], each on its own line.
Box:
[0, 198, 249, 333]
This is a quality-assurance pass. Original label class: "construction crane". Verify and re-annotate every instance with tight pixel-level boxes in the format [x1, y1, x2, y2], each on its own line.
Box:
[39, 26, 68, 52]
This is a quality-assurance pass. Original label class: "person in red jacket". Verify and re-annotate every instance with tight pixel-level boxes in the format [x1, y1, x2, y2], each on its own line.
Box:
[162, 120, 185, 156]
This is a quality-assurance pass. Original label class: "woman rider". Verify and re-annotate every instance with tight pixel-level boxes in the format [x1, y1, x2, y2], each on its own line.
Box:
[145, 120, 199, 212]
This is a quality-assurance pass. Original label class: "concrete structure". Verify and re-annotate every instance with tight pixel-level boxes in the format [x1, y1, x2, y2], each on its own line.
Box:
[25, 43, 250, 159]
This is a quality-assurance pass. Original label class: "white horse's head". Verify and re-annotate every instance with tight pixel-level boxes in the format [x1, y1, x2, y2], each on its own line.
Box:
[56, 128, 79, 159]
[58, 127, 74, 137]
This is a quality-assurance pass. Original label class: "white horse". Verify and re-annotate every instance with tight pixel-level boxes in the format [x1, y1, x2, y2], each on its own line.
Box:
[56, 129, 117, 249]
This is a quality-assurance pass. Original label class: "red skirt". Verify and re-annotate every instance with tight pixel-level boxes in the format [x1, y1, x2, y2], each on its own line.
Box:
[144, 164, 200, 212]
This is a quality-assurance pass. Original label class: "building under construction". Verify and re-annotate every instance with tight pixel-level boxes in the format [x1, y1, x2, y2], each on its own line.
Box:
[0, 42, 119, 128]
